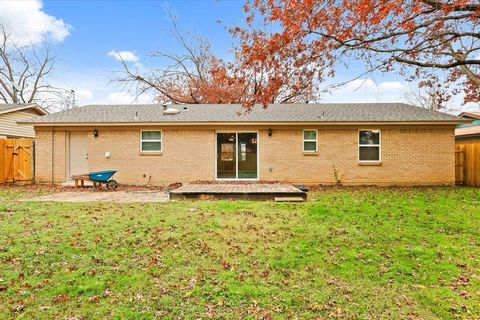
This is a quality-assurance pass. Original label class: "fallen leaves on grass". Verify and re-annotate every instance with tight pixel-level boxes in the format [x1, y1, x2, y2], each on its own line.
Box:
[222, 261, 231, 270]
[52, 294, 70, 304]
[11, 304, 24, 312]
[87, 295, 100, 303]
[64, 315, 85, 320]
[1, 186, 479, 318]
[103, 288, 113, 297]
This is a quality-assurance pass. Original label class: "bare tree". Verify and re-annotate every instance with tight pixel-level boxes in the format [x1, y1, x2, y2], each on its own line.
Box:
[0, 25, 72, 111]
[112, 12, 245, 105]
[113, 12, 314, 106]
[407, 87, 444, 112]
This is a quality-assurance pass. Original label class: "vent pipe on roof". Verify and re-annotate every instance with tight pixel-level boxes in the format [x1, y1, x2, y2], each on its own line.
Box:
[163, 107, 180, 115]
[162, 104, 168, 111]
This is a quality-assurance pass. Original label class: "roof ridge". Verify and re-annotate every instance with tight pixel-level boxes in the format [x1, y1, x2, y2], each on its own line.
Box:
[79, 102, 415, 107]
[20, 102, 466, 125]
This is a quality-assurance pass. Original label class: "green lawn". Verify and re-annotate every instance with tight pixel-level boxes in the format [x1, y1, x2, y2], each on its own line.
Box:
[0, 187, 479, 319]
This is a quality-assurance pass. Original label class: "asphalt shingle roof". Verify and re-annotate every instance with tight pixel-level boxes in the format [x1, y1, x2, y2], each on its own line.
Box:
[23, 103, 465, 124]
[0, 103, 41, 114]
[0, 103, 47, 114]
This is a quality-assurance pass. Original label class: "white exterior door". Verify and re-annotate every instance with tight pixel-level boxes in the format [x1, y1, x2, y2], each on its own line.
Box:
[69, 131, 89, 177]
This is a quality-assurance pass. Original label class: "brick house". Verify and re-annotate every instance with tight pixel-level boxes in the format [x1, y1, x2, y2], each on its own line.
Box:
[21, 103, 467, 186]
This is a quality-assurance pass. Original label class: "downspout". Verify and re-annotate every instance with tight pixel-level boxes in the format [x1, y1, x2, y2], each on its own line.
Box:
[65, 131, 67, 183]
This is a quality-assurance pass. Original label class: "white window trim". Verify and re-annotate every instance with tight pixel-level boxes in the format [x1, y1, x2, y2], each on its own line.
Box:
[358, 129, 381, 162]
[303, 129, 318, 152]
[140, 130, 162, 153]
[214, 131, 260, 181]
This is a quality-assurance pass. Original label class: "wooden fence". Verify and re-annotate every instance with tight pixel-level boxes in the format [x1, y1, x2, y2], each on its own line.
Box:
[0, 138, 33, 184]
[455, 142, 480, 187]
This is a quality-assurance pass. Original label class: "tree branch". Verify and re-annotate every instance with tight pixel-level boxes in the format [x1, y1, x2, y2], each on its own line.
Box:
[421, 0, 480, 12]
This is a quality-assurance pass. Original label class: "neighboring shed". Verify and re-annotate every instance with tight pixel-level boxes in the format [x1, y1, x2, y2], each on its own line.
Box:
[455, 111, 480, 186]
[0, 104, 47, 138]
[455, 111, 480, 142]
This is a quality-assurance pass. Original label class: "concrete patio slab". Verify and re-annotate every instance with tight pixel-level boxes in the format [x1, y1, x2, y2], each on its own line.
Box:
[23, 191, 170, 203]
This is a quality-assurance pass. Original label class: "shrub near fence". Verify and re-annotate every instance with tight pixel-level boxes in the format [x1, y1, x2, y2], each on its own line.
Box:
[0, 138, 33, 184]
[455, 142, 480, 187]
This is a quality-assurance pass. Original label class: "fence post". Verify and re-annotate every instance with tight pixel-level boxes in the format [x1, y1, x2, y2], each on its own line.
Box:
[0, 139, 5, 184]
[455, 144, 465, 186]
[32, 141, 35, 183]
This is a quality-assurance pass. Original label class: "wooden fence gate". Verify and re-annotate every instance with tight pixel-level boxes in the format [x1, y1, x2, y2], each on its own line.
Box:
[0, 138, 33, 184]
[455, 142, 480, 187]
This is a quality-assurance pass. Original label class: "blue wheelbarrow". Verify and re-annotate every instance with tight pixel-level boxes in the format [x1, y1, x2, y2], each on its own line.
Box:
[89, 169, 119, 191]
[71, 169, 119, 191]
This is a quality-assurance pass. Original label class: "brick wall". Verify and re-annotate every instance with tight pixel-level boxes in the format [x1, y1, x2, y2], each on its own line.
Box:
[88, 129, 215, 185]
[35, 129, 67, 183]
[259, 127, 455, 185]
[34, 126, 455, 186]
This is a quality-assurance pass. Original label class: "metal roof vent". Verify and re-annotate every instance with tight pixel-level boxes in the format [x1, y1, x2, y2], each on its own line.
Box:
[163, 107, 180, 115]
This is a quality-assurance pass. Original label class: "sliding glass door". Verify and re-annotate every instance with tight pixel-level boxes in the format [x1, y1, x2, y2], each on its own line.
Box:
[217, 133, 236, 179]
[237, 133, 257, 179]
[216, 132, 258, 179]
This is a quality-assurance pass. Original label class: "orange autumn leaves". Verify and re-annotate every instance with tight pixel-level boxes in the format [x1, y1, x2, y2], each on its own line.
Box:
[125, 1, 478, 109]
[233, 0, 480, 107]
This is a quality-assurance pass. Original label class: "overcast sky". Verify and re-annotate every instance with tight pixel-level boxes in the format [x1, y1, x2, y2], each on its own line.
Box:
[0, 0, 475, 111]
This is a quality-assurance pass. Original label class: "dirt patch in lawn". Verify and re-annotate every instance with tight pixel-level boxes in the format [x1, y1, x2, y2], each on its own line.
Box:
[0, 183, 170, 203]
[23, 190, 170, 203]
[0, 183, 166, 194]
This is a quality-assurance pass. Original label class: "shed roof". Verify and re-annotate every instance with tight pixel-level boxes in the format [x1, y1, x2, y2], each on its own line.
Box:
[456, 126, 480, 137]
[458, 111, 480, 120]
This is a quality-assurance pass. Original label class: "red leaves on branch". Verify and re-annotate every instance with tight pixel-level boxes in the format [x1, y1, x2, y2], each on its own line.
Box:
[116, 12, 313, 109]
[234, 0, 480, 107]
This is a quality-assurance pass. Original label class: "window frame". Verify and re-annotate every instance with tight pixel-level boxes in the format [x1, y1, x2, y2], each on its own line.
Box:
[303, 129, 318, 153]
[140, 130, 163, 153]
[358, 129, 381, 162]
[215, 131, 260, 181]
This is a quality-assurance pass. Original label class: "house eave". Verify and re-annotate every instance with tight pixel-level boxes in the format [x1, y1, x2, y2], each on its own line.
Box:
[456, 133, 480, 138]
[0, 104, 48, 116]
[458, 112, 480, 120]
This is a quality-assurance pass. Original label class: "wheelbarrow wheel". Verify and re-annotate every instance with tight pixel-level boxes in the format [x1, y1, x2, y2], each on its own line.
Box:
[106, 180, 119, 190]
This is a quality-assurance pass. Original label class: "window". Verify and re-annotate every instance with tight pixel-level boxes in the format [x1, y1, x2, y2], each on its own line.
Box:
[141, 131, 162, 152]
[303, 129, 317, 152]
[359, 130, 380, 161]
